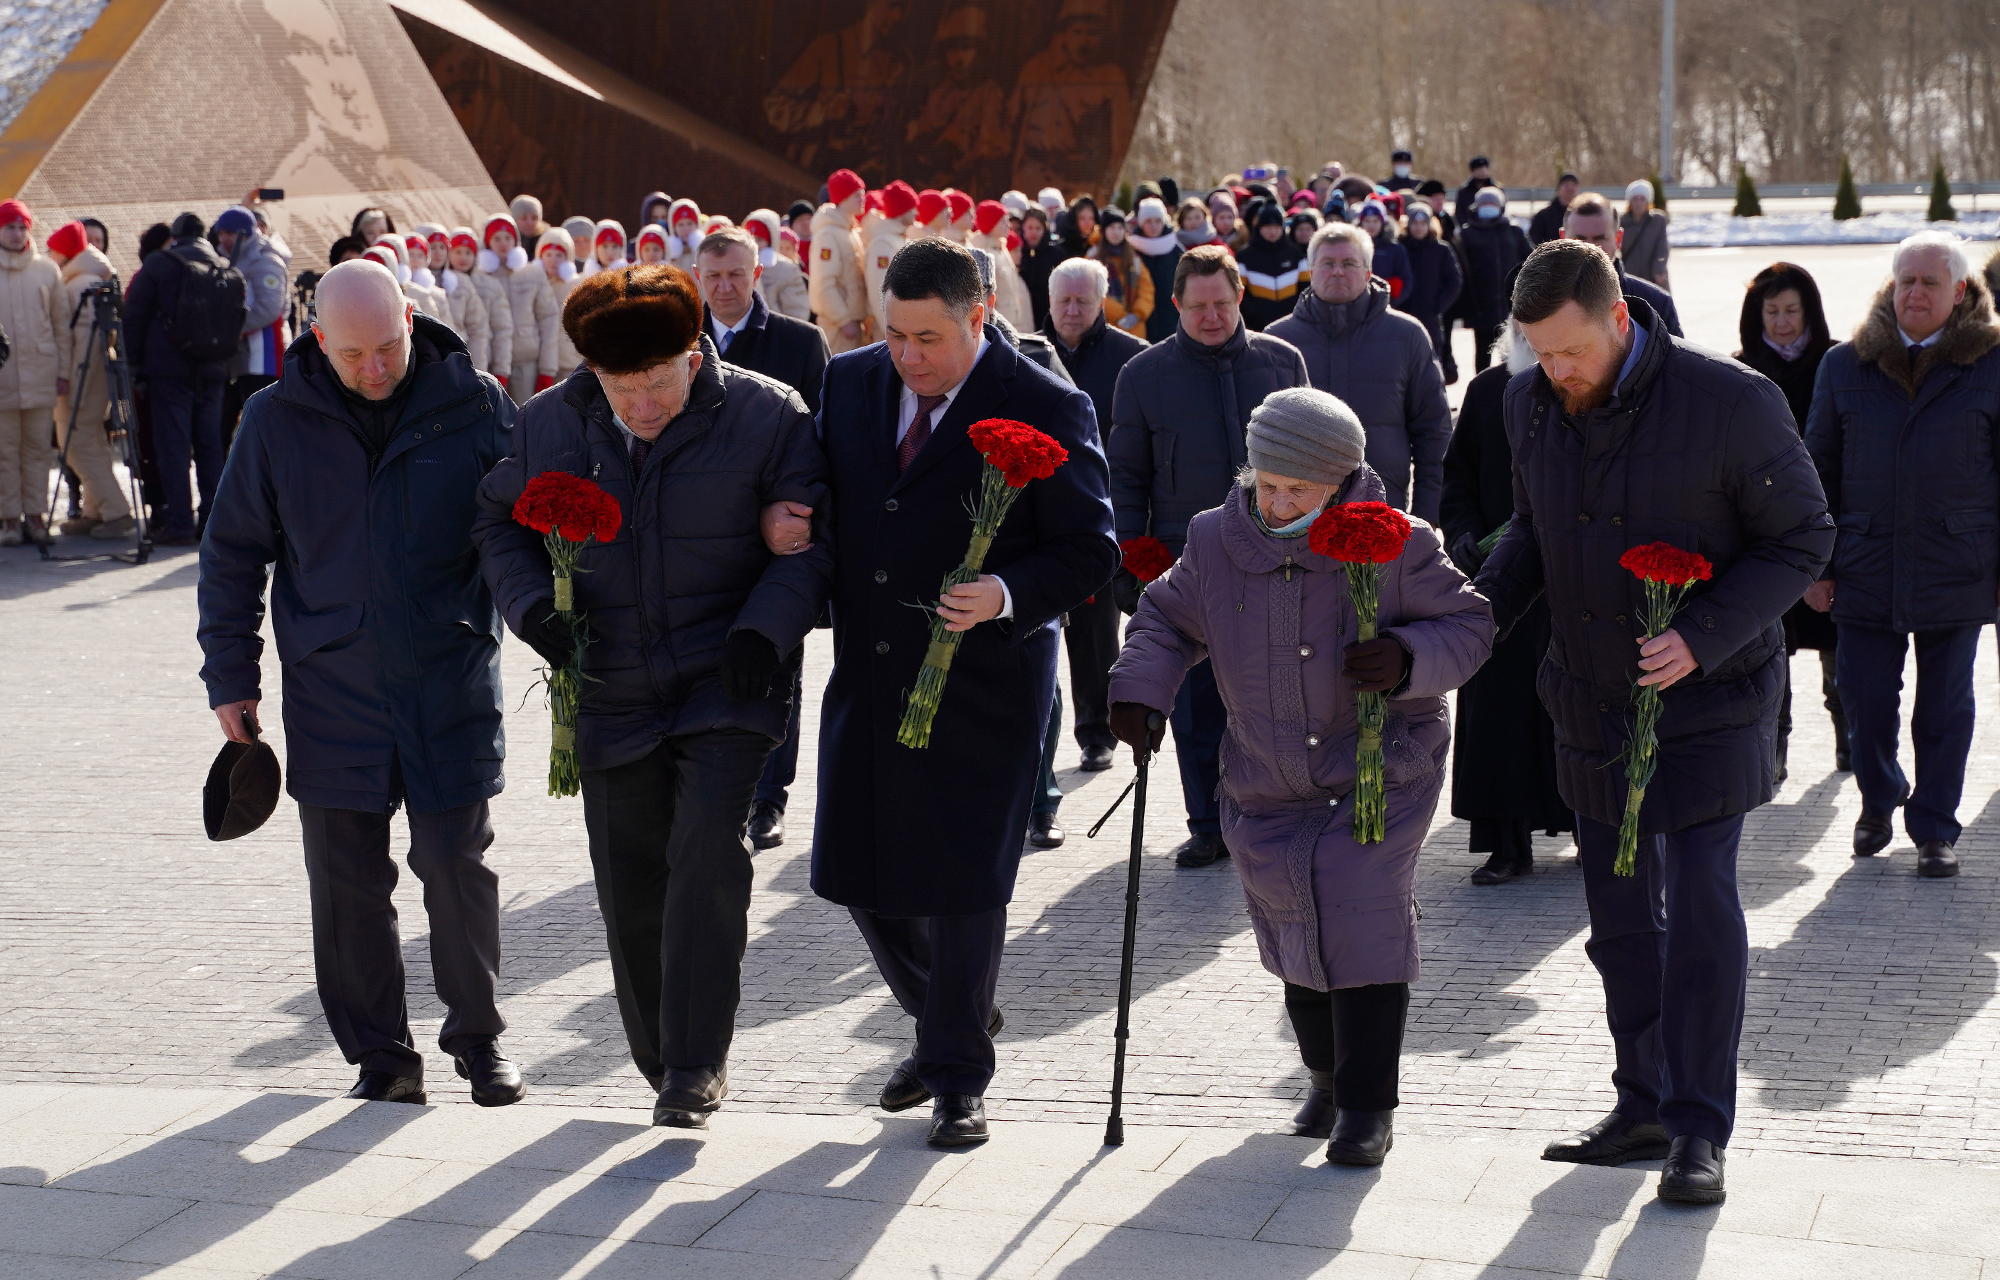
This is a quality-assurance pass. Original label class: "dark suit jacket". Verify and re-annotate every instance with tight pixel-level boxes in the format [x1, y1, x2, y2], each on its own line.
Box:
[707, 292, 831, 414]
[810, 327, 1118, 915]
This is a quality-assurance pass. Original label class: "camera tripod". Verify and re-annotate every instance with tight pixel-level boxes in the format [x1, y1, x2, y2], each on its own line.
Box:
[42, 275, 151, 564]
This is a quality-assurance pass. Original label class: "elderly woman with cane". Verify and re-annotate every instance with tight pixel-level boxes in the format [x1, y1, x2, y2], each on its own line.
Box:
[1106, 388, 1493, 1165]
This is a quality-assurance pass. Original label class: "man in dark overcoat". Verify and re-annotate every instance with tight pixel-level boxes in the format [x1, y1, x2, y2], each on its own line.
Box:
[1476, 242, 1831, 1205]
[810, 238, 1116, 1147]
[473, 264, 833, 1129]
[198, 260, 524, 1106]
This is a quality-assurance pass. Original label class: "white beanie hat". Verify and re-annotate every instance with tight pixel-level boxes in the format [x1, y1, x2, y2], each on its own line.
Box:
[1037, 187, 1064, 212]
[1626, 178, 1655, 202]
[1136, 197, 1169, 225]
[1000, 190, 1030, 217]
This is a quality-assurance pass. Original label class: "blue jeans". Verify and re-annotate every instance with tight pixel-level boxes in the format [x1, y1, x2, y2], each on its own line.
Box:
[1576, 810, 1747, 1148]
[146, 375, 224, 538]
[1837, 623, 1980, 843]
[1170, 658, 1224, 835]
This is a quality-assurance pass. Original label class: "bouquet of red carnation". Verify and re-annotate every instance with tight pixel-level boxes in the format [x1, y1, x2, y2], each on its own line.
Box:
[1309, 501, 1414, 844]
[1612, 541, 1715, 874]
[1120, 535, 1174, 585]
[511, 471, 623, 795]
[896, 419, 1068, 749]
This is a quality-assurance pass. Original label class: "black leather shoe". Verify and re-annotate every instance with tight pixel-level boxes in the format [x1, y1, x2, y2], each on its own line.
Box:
[928, 1094, 989, 1147]
[453, 1042, 526, 1107]
[1292, 1071, 1338, 1139]
[1854, 812, 1894, 857]
[344, 1071, 426, 1104]
[1325, 1109, 1393, 1166]
[1656, 1135, 1726, 1204]
[1470, 853, 1531, 885]
[1079, 744, 1115, 772]
[1173, 834, 1226, 867]
[653, 1065, 727, 1128]
[1029, 813, 1066, 849]
[1541, 1112, 1670, 1165]
[881, 1007, 1004, 1112]
[748, 800, 784, 850]
[1918, 840, 1960, 878]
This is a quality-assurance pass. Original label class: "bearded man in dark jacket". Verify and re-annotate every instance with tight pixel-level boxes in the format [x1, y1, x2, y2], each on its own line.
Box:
[473, 264, 833, 1129]
[1804, 233, 2000, 879]
[1476, 242, 1831, 1205]
[199, 260, 524, 1108]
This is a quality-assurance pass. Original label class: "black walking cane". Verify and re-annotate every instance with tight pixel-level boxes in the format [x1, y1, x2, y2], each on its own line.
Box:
[1087, 711, 1165, 1146]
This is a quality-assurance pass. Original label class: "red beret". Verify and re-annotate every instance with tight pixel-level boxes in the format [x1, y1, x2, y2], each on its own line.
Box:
[45, 220, 87, 259]
[915, 189, 948, 225]
[827, 168, 865, 206]
[880, 181, 918, 220]
[946, 191, 974, 221]
[974, 200, 1007, 236]
[0, 199, 32, 230]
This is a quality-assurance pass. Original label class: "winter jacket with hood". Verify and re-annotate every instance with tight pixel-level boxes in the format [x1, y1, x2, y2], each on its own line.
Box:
[472, 336, 834, 770]
[467, 239, 515, 387]
[1267, 279, 1452, 521]
[58, 244, 113, 391]
[808, 202, 868, 350]
[1393, 231, 1461, 349]
[1236, 232, 1306, 331]
[634, 191, 672, 258]
[1108, 320, 1310, 554]
[1043, 309, 1146, 436]
[758, 242, 812, 323]
[1805, 273, 2000, 635]
[535, 227, 581, 379]
[1129, 228, 1183, 342]
[1457, 215, 1532, 330]
[227, 230, 291, 379]
[1091, 243, 1156, 335]
[493, 243, 557, 378]
[441, 258, 493, 374]
[1108, 469, 1493, 990]
[862, 216, 913, 340]
[1620, 207, 1671, 287]
[123, 234, 227, 382]
[1476, 298, 1833, 834]
[969, 225, 1033, 331]
[197, 313, 515, 814]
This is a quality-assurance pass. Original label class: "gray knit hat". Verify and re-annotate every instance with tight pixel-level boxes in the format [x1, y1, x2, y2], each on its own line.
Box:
[1246, 387, 1366, 485]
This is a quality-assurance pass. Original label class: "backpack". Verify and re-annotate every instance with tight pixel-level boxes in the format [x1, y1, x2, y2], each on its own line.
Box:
[165, 244, 247, 363]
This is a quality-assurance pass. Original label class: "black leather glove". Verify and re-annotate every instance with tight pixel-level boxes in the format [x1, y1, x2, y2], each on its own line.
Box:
[1111, 568, 1144, 616]
[1109, 701, 1167, 756]
[721, 630, 781, 702]
[516, 599, 574, 667]
[1447, 530, 1485, 578]
[1344, 636, 1412, 693]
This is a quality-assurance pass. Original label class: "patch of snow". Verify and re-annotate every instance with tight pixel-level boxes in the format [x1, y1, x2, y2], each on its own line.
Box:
[1668, 210, 1999, 248]
[0, 1, 111, 135]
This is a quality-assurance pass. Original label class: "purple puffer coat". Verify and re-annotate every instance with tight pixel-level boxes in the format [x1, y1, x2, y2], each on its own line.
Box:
[1108, 469, 1494, 991]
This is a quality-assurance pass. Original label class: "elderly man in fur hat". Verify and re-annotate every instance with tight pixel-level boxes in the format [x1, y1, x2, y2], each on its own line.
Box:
[473, 264, 834, 1129]
[1805, 232, 2000, 880]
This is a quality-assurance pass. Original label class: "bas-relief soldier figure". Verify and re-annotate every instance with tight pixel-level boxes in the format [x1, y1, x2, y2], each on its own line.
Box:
[764, 0, 912, 175]
[907, 6, 1013, 194]
[1010, 0, 1132, 199]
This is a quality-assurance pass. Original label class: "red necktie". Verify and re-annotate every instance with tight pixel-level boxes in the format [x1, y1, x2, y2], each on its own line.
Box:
[899, 393, 947, 473]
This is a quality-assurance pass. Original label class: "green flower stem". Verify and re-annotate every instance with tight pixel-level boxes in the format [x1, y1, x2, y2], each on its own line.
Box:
[1614, 576, 1696, 874]
[541, 529, 596, 797]
[1347, 561, 1387, 845]
[897, 467, 1023, 749]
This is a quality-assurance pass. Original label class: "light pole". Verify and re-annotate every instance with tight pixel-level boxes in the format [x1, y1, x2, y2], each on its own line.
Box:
[1659, 0, 1676, 182]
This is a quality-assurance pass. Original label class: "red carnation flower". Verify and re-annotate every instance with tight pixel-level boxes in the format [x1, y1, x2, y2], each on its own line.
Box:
[1121, 535, 1174, 584]
[1619, 541, 1712, 585]
[968, 418, 1068, 488]
[513, 471, 622, 545]
[1308, 501, 1413, 565]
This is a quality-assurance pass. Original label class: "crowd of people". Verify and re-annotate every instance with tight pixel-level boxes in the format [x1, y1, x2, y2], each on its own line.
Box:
[0, 138, 1982, 1209]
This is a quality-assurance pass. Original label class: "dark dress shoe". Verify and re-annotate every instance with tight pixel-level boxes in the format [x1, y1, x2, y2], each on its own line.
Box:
[928, 1094, 989, 1147]
[1656, 1135, 1726, 1204]
[1079, 744, 1115, 772]
[454, 1042, 526, 1107]
[881, 1007, 1004, 1112]
[1029, 813, 1066, 849]
[653, 1065, 727, 1128]
[1325, 1108, 1393, 1166]
[1542, 1112, 1670, 1165]
[1173, 834, 1226, 867]
[748, 800, 785, 851]
[1918, 840, 1960, 878]
[1854, 812, 1894, 857]
[1470, 853, 1531, 885]
[344, 1071, 426, 1104]
[1291, 1071, 1338, 1139]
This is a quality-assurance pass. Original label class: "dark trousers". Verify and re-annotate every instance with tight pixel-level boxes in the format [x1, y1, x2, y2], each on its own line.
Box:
[222, 373, 277, 456]
[298, 799, 503, 1078]
[1776, 648, 1846, 775]
[1470, 321, 1506, 372]
[1577, 810, 1747, 1148]
[1032, 691, 1063, 817]
[1284, 981, 1408, 1111]
[1170, 657, 1225, 835]
[849, 905, 1008, 1096]
[1838, 623, 1980, 843]
[582, 730, 773, 1079]
[753, 666, 804, 810]
[1064, 593, 1120, 750]
[146, 375, 224, 538]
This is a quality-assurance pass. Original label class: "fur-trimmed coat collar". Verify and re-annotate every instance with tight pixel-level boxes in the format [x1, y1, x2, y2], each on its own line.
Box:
[1852, 270, 2000, 397]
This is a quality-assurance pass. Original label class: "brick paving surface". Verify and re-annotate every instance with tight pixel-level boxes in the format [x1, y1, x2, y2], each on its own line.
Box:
[4, 534, 1998, 1165]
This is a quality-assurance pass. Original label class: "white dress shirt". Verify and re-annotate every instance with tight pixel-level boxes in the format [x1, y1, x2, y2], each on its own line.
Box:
[711, 308, 753, 354]
[897, 335, 1012, 618]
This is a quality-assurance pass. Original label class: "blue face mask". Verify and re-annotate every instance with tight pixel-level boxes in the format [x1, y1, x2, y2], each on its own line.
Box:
[1477, 205, 1502, 219]
[1259, 498, 1325, 537]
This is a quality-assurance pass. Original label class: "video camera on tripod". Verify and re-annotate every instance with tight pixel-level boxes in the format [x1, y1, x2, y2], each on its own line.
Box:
[41, 272, 152, 563]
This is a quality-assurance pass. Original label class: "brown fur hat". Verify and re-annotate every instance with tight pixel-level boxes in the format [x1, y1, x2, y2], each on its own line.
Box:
[562, 263, 702, 374]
